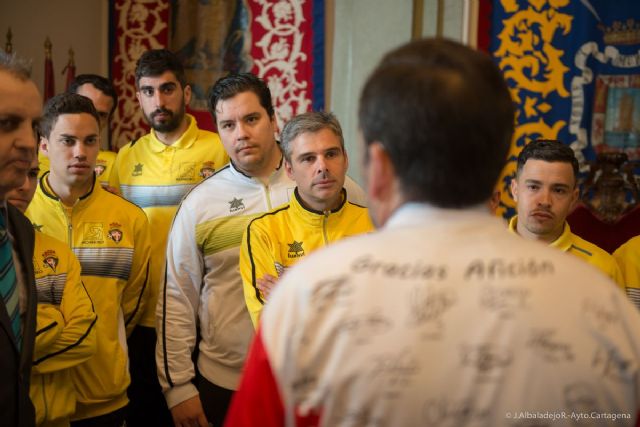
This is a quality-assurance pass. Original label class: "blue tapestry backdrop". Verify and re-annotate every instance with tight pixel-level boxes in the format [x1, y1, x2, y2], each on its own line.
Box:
[489, 0, 640, 218]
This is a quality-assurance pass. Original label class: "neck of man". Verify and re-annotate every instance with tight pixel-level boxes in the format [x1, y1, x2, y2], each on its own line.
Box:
[248, 144, 283, 185]
[516, 219, 563, 245]
[300, 190, 344, 213]
[155, 115, 190, 146]
[47, 173, 93, 207]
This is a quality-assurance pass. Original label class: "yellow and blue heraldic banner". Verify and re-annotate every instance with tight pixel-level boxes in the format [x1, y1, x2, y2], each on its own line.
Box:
[489, 0, 640, 219]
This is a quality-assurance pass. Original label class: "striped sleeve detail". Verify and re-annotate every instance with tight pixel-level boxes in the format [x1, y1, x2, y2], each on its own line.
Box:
[196, 214, 259, 256]
[74, 247, 133, 281]
[569, 244, 593, 257]
[120, 184, 195, 208]
[35, 273, 67, 305]
[626, 287, 640, 311]
[33, 315, 97, 366]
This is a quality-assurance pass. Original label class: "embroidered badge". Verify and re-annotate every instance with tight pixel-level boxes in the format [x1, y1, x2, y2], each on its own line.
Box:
[177, 162, 196, 181]
[132, 163, 144, 176]
[199, 161, 216, 179]
[229, 197, 245, 213]
[42, 249, 59, 272]
[107, 222, 123, 243]
[287, 241, 305, 258]
[95, 163, 107, 177]
[82, 222, 104, 244]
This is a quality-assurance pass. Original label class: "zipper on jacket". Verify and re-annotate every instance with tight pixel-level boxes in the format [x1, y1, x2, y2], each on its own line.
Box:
[61, 203, 73, 246]
[322, 210, 330, 244]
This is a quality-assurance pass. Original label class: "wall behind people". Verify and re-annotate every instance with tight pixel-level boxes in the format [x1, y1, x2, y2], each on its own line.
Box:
[329, 0, 468, 184]
[0, 0, 109, 96]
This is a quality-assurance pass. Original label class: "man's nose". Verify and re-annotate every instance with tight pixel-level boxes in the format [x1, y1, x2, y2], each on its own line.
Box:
[537, 189, 552, 206]
[235, 121, 248, 139]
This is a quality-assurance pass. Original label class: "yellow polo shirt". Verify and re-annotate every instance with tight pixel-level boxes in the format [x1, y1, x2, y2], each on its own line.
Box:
[110, 114, 229, 327]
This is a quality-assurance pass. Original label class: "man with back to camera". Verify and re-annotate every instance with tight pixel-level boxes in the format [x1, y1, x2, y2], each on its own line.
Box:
[26, 93, 151, 427]
[510, 139, 624, 288]
[109, 48, 229, 427]
[0, 49, 40, 427]
[240, 111, 374, 327]
[225, 38, 640, 426]
[157, 72, 366, 427]
[39, 74, 120, 187]
[7, 146, 97, 427]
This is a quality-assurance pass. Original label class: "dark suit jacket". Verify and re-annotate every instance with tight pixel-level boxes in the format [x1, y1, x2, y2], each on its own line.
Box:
[1, 204, 36, 427]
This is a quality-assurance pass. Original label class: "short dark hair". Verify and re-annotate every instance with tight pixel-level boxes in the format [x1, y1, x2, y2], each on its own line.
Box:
[68, 74, 118, 116]
[516, 139, 579, 181]
[280, 111, 344, 162]
[39, 93, 99, 139]
[135, 49, 186, 89]
[0, 49, 31, 80]
[208, 72, 274, 122]
[358, 38, 515, 208]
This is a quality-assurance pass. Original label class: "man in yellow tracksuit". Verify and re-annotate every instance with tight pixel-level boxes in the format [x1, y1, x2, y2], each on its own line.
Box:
[509, 139, 624, 288]
[26, 93, 150, 427]
[7, 153, 97, 427]
[240, 112, 374, 327]
[109, 49, 228, 427]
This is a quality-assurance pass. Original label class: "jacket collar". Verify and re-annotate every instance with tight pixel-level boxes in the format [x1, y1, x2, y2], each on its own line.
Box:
[229, 152, 285, 184]
[290, 188, 348, 227]
[39, 170, 98, 204]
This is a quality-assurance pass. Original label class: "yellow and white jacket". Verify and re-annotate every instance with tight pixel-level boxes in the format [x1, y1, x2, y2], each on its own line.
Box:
[26, 173, 151, 420]
[240, 188, 374, 327]
[30, 231, 97, 427]
[508, 216, 624, 289]
[110, 114, 228, 327]
[158, 159, 367, 410]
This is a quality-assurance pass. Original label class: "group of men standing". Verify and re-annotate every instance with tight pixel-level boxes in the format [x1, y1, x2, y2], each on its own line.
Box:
[1, 46, 372, 427]
[2, 37, 640, 427]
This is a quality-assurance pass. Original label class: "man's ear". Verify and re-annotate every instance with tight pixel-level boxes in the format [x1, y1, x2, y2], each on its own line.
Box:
[39, 136, 50, 158]
[284, 159, 294, 180]
[183, 84, 192, 106]
[510, 176, 519, 202]
[135, 90, 142, 106]
[366, 142, 394, 203]
[569, 185, 579, 210]
[343, 147, 349, 170]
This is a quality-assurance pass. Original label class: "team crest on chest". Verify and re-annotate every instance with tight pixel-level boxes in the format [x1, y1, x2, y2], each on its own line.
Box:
[107, 222, 124, 243]
[199, 161, 216, 179]
[287, 241, 305, 258]
[95, 160, 107, 177]
[42, 249, 59, 272]
[132, 163, 144, 176]
[229, 197, 245, 213]
[32, 222, 44, 232]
